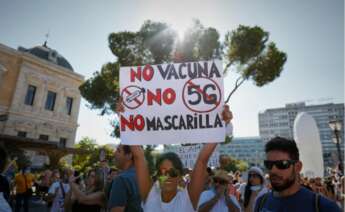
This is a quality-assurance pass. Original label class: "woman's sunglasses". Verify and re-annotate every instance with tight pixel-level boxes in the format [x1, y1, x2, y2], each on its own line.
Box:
[264, 160, 296, 170]
[159, 168, 180, 178]
[248, 173, 260, 178]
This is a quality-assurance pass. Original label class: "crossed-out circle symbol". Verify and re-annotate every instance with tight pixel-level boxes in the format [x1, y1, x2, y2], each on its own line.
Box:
[182, 77, 222, 113]
[121, 85, 145, 109]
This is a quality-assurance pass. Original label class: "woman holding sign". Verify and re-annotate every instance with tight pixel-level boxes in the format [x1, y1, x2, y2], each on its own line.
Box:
[117, 101, 233, 212]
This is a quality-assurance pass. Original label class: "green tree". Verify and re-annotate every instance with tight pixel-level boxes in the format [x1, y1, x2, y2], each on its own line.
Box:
[80, 62, 120, 115]
[72, 137, 98, 172]
[72, 137, 115, 172]
[101, 144, 117, 167]
[235, 160, 249, 172]
[224, 157, 249, 173]
[174, 20, 221, 62]
[223, 25, 287, 102]
[4, 144, 31, 169]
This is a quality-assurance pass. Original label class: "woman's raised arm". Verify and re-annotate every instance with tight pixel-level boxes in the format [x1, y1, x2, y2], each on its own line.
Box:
[130, 145, 153, 202]
[188, 105, 233, 209]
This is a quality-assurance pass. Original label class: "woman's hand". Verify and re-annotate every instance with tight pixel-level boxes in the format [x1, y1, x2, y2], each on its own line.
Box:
[130, 145, 152, 202]
[115, 97, 125, 113]
[222, 104, 233, 124]
[129, 145, 144, 158]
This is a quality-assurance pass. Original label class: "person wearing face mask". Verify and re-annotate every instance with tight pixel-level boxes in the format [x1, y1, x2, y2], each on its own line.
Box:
[240, 166, 268, 212]
[48, 169, 71, 212]
[198, 170, 240, 212]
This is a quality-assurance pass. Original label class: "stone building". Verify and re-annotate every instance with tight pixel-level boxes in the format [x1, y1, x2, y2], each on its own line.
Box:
[0, 42, 84, 167]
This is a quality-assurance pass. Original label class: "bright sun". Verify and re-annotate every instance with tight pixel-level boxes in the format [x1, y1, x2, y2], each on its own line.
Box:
[172, 22, 189, 41]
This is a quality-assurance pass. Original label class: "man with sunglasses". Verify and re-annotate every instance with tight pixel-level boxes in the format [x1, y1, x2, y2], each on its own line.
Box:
[198, 170, 240, 212]
[254, 137, 341, 212]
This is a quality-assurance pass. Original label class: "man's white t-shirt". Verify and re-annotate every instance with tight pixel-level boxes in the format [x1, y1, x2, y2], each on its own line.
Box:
[48, 181, 70, 212]
[142, 183, 196, 212]
[198, 189, 241, 212]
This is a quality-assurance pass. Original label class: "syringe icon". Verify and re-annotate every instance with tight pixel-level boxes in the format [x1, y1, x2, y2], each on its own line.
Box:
[126, 88, 145, 103]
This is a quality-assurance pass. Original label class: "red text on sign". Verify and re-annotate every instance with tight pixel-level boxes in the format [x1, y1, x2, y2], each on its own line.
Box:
[130, 65, 154, 82]
[147, 88, 176, 106]
[121, 115, 145, 131]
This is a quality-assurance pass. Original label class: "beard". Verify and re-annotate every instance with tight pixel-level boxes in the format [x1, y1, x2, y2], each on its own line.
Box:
[270, 170, 297, 192]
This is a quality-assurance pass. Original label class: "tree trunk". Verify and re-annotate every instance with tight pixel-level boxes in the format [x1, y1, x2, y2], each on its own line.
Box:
[225, 76, 246, 103]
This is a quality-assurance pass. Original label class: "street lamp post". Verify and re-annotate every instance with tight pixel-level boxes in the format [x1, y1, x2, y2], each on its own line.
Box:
[329, 120, 343, 175]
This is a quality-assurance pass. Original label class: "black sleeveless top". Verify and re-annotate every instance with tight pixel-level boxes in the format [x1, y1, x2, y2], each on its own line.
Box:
[72, 201, 102, 212]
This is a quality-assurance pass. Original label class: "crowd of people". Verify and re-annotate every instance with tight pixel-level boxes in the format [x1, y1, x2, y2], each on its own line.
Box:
[0, 105, 343, 212]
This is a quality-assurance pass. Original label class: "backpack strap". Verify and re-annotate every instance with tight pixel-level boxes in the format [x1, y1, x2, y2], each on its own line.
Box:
[106, 179, 114, 201]
[59, 182, 66, 198]
[314, 193, 320, 212]
[257, 192, 270, 212]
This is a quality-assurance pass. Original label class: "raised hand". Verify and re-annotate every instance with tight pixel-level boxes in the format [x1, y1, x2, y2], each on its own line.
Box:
[222, 104, 233, 124]
[115, 97, 125, 113]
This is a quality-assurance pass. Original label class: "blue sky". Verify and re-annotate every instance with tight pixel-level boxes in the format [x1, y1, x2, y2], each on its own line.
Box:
[0, 0, 343, 145]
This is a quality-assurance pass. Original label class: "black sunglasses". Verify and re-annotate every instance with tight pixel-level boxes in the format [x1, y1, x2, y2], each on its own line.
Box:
[248, 173, 260, 178]
[159, 168, 180, 178]
[264, 160, 296, 170]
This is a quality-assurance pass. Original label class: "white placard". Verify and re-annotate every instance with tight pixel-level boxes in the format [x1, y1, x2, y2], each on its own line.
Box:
[120, 60, 225, 145]
[164, 144, 220, 169]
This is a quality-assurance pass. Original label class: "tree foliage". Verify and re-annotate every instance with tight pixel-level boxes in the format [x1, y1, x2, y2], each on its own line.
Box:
[72, 137, 114, 172]
[4, 144, 31, 169]
[80, 62, 120, 115]
[224, 156, 249, 173]
[223, 25, 287, 102]
[71, 138, 158, 175]
[0, 145, 32, 181]
[174, 20, 221, 62]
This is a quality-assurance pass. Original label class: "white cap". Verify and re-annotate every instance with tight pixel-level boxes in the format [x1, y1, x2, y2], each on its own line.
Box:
[248, 166, 265, 180]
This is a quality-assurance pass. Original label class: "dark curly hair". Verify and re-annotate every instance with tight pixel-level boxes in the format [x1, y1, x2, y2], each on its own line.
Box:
[265, 136, 299, 161]
[121, 145, 133, 161]
[155, 152, 184, 176]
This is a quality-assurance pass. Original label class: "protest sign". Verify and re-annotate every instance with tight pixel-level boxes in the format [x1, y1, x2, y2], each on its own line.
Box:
[119, 60, 225, 145]
[164, 144, 219, 169]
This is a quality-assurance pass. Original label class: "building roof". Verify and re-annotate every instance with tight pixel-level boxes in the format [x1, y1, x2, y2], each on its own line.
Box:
[18, 44, 74, 71]
[0, 134, 87, 155]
